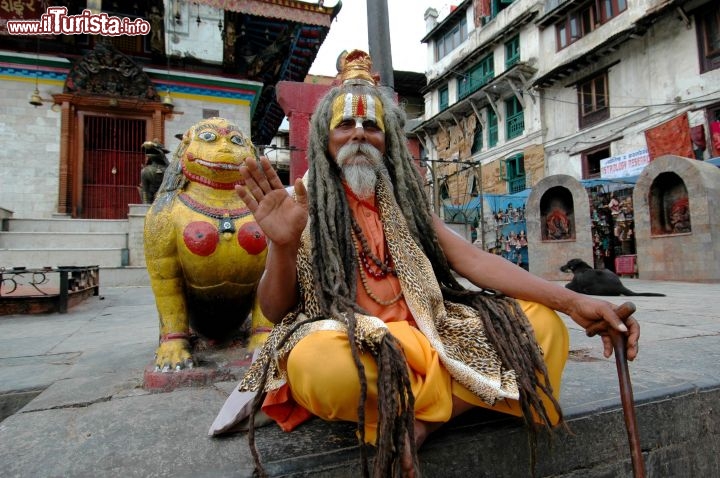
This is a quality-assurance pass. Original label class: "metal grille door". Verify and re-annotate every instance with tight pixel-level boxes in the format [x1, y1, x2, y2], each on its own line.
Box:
[81, 116, 146, 219]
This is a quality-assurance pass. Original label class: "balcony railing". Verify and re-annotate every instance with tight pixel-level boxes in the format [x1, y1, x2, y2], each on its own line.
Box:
[458, 73, 494, 100]
[506, 111, 525, 139]
[508, 176, 527, 193]
[505, 53, 520, 69]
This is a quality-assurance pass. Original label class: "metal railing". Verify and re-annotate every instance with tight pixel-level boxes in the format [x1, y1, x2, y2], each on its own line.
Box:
[0, 266, 100, 314]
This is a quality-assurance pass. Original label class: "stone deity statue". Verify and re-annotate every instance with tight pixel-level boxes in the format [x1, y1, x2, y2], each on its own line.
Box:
[143, 118, 273, 371]
[140, 139, 170, 204]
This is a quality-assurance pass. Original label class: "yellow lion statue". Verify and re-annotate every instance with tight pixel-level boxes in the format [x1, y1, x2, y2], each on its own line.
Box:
[144, 118, 272, 371]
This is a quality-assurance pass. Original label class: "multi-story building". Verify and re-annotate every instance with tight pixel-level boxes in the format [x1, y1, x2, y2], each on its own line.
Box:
[535, 0, 719, 179]
[417, 0, 547, 208]
[415, 0, 719, 251]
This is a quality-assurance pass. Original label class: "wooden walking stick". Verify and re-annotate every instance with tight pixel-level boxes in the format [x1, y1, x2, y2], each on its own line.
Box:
[609, 302, 645, 478]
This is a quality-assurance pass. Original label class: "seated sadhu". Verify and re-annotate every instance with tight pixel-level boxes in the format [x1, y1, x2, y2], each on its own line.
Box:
[222, 50, 640, 476]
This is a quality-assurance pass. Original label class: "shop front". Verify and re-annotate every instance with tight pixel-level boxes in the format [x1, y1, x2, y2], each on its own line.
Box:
[584, 178, 638, 275]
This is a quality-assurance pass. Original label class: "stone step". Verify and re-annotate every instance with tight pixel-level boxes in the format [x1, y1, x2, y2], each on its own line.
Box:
[101, 266, 150, 287]
[0, 231, 127, 249]
[0, 248, 126, 269]
[252, 387, 720, 477]
[4, 217, 129, 233]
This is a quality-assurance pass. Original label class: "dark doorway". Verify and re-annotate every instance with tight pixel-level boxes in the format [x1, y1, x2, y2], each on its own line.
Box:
[81, 115, 147, 219]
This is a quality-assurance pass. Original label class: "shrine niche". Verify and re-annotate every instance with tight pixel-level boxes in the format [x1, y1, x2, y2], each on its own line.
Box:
[541, 187, 575, 241]
[633, 155, 720, 282]
[527, 175, 591, 280]
[649, 172, 691, 235]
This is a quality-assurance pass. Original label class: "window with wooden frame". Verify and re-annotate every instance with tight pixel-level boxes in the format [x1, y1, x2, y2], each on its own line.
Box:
[578, 71, 610, 128]
[707, 102, 720, 157]
[435, 16, 468, 61]
[581, 144, 610, 179]
[505, 35, 520, 68]
[439, 85, 449, 111]
[470, 176, 479, 197]
[490, 0, 516, 19]
[557, 8, 592, 49]
[598, 0, 627, 24]
[90, 3, 153, 57]
[696, 2, 720, 73]
[556, 0, 626, 51]
[440, 180, 450, 199]
[459, 53, 494, 99]
[471, 123, 484, 154]
[500, 153, 526, 193]
[487, 108, 498, 148]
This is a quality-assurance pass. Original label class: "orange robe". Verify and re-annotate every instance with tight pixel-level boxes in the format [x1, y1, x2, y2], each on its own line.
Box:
[262, 192, 569, 443]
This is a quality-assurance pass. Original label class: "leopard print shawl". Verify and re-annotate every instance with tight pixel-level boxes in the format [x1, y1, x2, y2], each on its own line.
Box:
[237, 177, 518, 405]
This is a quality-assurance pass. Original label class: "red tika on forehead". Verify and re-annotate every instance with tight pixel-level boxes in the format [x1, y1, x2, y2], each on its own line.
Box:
[356, 95, 365, 116]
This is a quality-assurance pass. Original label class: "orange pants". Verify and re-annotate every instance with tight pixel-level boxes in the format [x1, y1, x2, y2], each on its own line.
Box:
[286, 300, 569, 443]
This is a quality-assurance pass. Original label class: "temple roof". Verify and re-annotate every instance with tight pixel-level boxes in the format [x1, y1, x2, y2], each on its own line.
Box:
[211, 0, 342, 144]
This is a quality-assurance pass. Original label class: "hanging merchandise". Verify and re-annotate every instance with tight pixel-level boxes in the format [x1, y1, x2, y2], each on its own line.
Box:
[587, 186, 636, 271]
[488, 199, 528, 270]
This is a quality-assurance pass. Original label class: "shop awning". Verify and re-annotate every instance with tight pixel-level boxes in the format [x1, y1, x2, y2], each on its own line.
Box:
[444, 191, 530, 223]
[445, 177, 642, 224]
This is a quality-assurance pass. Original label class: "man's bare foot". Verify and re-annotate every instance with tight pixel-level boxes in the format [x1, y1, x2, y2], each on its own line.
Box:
[401, 420, 443, 477]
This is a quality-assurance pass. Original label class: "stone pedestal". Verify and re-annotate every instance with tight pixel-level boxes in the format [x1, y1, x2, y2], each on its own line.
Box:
[526, 174, 592, 280]
[632, 155, 720, 282]
[128, 203, 150, 267]
[143, 340, 253, 392]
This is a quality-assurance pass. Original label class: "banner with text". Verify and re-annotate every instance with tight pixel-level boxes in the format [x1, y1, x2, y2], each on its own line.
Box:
[600, 148, 650, 179]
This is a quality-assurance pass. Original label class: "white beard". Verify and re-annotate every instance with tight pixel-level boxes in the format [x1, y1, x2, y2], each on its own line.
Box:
[336, 143, 383, 199]
[343, 164, 377, 199]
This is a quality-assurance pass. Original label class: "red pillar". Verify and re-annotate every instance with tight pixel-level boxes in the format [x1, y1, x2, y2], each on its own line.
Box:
[276, 80, 423, 181]
[275, 81, 332, 183]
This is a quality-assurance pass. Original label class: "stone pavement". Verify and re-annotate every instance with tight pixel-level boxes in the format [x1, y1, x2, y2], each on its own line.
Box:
[0, 279, 719, 477]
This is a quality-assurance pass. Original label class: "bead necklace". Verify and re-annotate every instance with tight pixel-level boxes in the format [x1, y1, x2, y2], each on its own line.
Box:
[349, 215, 403, 306]
[349, 215, 395, 278]
[355, 249, 404, 306]
[178, 193, 251, 233]
[358, 257, 403, 306]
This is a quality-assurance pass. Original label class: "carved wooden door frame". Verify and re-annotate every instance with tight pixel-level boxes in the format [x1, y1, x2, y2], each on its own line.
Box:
[52, 41, 171, 218]
[52, 94, 170, 217]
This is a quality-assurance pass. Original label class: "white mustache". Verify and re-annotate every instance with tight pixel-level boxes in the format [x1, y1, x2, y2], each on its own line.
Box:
[336, 143, 382, 167]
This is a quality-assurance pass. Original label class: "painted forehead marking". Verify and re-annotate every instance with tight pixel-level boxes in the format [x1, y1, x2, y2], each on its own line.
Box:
[330, 93, 385, 131]
[342, 93, 377, 121]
